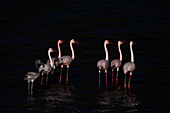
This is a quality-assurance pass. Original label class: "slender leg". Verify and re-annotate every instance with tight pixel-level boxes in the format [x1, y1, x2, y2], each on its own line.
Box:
[31, 80, 34, 95]
[112, 69, 114, 86]
[51, 69, 54, 75]
[66, 65, 69, 84]
[116, 68, 119, 85]
[28, 81, 30, 96]
[99, 70, 101, 88]
[128, 72, 132, 90]
[105, 70, 108, 88]
[59, 65, 63, 84]
[124, 74, 127, 91]
[46, 74, 48, 86]
[41, 73, 43, 85]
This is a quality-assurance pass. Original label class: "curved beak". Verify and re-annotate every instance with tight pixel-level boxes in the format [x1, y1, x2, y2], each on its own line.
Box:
[110, 41, 113, 45]
[53, 49, 58, 54]
[123, 40, 127, 43]
[62, 40, 66, 43]
[76, 41, 79, 45]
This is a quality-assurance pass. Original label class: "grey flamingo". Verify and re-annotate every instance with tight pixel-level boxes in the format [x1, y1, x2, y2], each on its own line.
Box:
[47, 40, 65, 74]
[97, 40, 113, 88]
[123, 41, 136, 90]
[110, 40, 125, 85]
[35, 48, 54, 85]
[23, 72, 40, 95]
[59, 39, 79, 84]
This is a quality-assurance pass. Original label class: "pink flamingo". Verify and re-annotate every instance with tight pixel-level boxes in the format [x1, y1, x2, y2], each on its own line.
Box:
[123, 41, 136, 90]
[97, 40, 113, 88]
[59, 39, 79, 84]
[110, 40, 125, 85]
[35, 48, 55, 85]
[47, 40, 65, 74]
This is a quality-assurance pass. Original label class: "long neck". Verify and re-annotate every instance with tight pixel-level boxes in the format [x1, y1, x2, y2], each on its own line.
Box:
[70, 42, 75, 60]
[48, 51, 53, 66]
[58, 43, 61, 58]
[118, 44, 122, 61]
[130, 45, 134, 62]
[104, 44, 109, 61]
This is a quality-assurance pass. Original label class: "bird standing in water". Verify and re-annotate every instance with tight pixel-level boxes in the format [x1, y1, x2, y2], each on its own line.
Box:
[97, 40, 113, 88]
[59, 39, 79, 84]
[35, 48, 55, 86]
[23, 72, 40, 95]
[110, 40, 125, 85]
[123, 41, 136, 90]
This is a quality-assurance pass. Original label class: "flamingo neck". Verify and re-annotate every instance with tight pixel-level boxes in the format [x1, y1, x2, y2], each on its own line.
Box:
[130, 45, 134, 62]
[70, 41, 75, 60]
[104, 43, 109, 61]
[118, 43, 122, 61]
[58, 42, 61, 58]
[48, 51, 53, 67]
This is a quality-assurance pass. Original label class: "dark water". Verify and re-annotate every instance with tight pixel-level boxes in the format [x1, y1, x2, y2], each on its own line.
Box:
[0, 0, 170, 112]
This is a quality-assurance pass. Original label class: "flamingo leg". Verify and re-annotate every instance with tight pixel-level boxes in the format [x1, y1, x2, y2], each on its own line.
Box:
[116, 68, 119, 85]
[128, 72, 132, 90]
[59, 65, 63, 84]
[41, 73, 43, 85]
[66, 65, 69, 84]
[99, 70, 101, 88]
[124, 74, 127, 91]
[31, 80, 34, 95]
[28, 81, 30, 96]
[112, 69, 114, 85]
[105, 70, 108, 88]
[46, 74, 48, 86]
[51, 69, 54, 75]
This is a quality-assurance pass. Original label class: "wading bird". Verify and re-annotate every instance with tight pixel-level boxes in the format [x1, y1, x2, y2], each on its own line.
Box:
[23, 72, 40, 95]
[59, 39, 79, 84]
[110, 40, 125, 85]
[97, 40, 113, 88]
[35, 48, 55, 85]
[47, 40, 65, 74]
[123, 41, 136, 90]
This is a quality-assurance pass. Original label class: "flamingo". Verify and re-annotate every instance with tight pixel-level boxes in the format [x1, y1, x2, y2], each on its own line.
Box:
[59, 39, 79, 84]
[110, 40, 125, 85]
[23, 72, 40, 95]
[123, 41, 136, 90]
[97, 40, 113, 88]
[35, 48, 55, 85]
[47, 40, 65, 74]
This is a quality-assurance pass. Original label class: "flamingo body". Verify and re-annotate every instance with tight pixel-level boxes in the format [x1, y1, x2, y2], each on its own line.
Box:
[110, 59, 121, 69]
[123, 62, 136, 74]
[23, 72, 40, 95]
[23, 72, 40, 81]
[59, 56, 73, 66]
[97, 60, 109, 70]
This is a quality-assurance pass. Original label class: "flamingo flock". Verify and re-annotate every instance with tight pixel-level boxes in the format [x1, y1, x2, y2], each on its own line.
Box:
[97, 40, 136, 90]
[23, 39, 136, 95]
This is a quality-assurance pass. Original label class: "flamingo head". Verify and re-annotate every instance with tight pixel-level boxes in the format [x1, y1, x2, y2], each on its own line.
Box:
[130, 41, 136, 46]
[48, 48, 57, 54]
[119, 40, 126, 45]
[105, 40, 113, 45]
[71, 39, 79, 45]
[58, 40, 66, 44]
